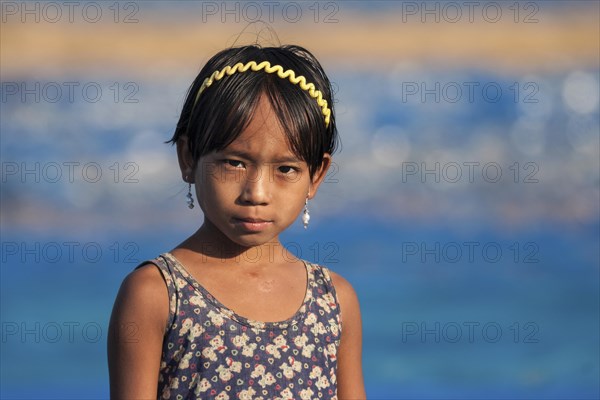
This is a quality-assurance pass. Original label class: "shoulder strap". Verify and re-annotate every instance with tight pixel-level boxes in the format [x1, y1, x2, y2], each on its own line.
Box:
[308, 262, 343, 341]
[310, 261, 333, 287]
[310, 262, 341, 307]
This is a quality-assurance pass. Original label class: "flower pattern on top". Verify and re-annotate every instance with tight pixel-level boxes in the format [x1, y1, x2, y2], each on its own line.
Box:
[136, 252, 341, 399]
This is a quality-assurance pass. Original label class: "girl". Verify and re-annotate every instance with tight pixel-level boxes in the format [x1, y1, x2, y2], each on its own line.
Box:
[108, 44, 366, 399]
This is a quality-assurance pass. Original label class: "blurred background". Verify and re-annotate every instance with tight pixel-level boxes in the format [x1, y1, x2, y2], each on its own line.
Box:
[1, 1, 598, 398]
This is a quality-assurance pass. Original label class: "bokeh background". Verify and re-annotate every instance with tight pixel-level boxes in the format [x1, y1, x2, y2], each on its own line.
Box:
[1, 1, 599, 398]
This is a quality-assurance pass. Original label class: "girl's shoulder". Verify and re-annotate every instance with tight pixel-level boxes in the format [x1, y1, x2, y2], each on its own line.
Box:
[120, 260, 168, 301]
[121, 258, 170, 301]
[324, 268, 359, 305]
[113, 255, 178, 332]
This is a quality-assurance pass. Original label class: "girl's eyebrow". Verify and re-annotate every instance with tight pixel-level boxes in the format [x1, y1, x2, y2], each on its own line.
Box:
[271, 156, 302, 163]
[217, 149, 251, 159]
[220, 149, 301, 163]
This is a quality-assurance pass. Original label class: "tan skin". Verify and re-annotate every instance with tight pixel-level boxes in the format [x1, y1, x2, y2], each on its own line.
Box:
[108, 95, 366, 399]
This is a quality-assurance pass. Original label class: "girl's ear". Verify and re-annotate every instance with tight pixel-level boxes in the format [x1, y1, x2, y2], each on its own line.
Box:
[308, 153, 332, 200]
[176, 136, 195, 183]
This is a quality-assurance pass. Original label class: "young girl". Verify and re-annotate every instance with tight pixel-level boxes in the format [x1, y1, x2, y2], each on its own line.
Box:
[108, 44, 365, 399]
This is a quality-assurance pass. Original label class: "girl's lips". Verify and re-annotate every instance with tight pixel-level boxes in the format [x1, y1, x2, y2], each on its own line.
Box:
[232, 218, 273, 232]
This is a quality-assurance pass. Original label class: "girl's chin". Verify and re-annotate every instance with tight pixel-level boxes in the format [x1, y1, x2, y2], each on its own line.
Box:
[228, 232, 280, 248]
[201, 219, 285, 248]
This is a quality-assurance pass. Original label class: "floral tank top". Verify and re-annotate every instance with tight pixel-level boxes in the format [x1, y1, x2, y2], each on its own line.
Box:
[136, 252, 342, 399]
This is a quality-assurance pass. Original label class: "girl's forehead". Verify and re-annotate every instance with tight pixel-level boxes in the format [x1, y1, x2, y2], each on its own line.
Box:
[246, 93, 283, 133]
[220, 95, 297, 157]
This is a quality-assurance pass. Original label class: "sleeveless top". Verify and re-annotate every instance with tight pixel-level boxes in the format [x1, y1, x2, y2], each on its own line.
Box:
[136, 252, 342, 400]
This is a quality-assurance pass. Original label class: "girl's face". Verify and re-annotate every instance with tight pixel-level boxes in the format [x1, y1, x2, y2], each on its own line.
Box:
[179, 94, 331, 248]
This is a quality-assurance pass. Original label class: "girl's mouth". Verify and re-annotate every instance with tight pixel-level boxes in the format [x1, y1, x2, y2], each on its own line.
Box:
[232, 217, 273, 232]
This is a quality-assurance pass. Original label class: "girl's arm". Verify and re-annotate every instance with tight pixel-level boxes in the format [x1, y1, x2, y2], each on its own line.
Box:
[330, 271, 367, 399]
[107, 264, 169, 399]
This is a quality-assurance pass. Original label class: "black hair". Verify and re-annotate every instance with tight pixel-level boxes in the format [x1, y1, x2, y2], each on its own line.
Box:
[168, 44, 338, 179]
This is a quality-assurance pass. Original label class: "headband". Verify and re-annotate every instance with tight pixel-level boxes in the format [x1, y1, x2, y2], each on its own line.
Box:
[192, 60, 331, 127]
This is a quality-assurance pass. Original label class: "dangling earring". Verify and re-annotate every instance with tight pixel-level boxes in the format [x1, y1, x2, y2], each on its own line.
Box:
[302, 197, 310, 229]
[186, 176, 194, 209]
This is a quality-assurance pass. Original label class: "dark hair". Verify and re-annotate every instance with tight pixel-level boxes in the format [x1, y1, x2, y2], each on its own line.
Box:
[168, 44, 338, 178]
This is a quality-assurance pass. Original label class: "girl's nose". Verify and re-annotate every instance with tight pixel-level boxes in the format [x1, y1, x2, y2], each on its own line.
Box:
[239, 166, 271, 205]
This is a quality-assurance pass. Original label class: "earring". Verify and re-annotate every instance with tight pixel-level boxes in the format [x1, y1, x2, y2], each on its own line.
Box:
[186, 177, 194, 209]
[302, 197, 310, 229]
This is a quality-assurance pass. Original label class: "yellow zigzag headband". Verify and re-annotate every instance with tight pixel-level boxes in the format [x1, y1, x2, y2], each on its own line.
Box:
[192, 61, 331, 127]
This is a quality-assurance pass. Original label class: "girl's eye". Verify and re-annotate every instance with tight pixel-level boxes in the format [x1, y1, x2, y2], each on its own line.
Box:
[224, 160, 245, 168]
[278, 166, 296, 174]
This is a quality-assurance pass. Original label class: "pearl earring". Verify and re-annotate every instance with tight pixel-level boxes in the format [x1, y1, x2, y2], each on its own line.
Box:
[302, 197, 310, 229]
[186, 177, 194, 209]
